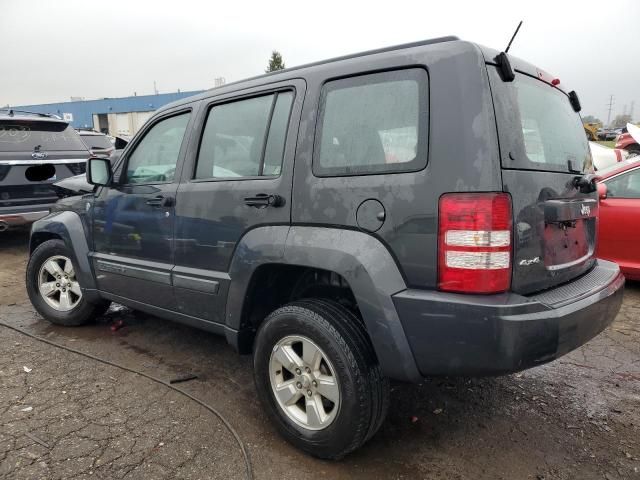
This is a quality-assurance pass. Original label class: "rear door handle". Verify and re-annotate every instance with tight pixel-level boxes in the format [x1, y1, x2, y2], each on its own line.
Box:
[146, 195, 175, 207]
[244, 193, 285, 208]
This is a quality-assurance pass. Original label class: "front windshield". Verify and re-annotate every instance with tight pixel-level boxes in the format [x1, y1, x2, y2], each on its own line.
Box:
[80, 133, 113, 150]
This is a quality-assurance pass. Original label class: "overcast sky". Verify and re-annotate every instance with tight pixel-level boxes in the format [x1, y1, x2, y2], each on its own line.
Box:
[1, 0, 638, 124]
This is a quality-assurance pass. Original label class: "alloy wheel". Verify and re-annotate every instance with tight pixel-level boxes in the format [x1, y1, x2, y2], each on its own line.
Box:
[269, 335, 340, 430]
[37, 255, 82, 312]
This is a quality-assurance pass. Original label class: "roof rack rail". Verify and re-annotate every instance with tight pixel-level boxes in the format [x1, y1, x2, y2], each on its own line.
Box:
[0, 108, 62, 119]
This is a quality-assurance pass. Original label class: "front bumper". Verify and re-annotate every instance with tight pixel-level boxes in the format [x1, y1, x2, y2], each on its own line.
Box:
[0, 206, 50, 230]
[393, 260, 624, 376]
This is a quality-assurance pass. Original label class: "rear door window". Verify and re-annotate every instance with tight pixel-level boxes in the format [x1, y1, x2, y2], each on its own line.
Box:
[489, 69, 592, 173]
[314, 69, 428, 176]
[195, 91, 294, 179]
[0, 120, 87, 152]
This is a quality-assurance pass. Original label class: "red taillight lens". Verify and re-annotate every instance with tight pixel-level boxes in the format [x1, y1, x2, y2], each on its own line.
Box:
[438, 192, 513, 294]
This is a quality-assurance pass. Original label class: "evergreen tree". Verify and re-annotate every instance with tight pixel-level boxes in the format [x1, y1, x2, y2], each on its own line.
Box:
[266, 51, 285, 72]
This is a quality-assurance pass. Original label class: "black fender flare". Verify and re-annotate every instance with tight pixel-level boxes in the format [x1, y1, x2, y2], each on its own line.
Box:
[226, 225, 420, 382]
[30, 211, 100, 301]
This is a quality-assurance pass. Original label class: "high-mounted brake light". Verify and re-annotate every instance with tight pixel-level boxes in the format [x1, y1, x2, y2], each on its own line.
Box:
[438, 193, 512, 294]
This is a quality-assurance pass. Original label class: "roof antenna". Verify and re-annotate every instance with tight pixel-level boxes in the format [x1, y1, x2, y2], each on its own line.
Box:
[495, 20, 522, 82]
[505, 20, 523, 53]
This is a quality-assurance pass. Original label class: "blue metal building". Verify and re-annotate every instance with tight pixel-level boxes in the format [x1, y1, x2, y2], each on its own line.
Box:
[10, 90, 204, 133]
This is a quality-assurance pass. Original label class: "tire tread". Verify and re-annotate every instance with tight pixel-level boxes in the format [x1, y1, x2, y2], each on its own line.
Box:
[254, 298, 389, 459]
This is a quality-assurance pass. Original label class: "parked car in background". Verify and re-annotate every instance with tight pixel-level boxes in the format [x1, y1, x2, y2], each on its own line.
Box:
[77, 130, 115, 158]
[0, 110, 90, 231]
[53, 133, 130, 198]
[596, 157, 640, 280]
[615, 123, 640, 156]
[598, 128, 618, 140]
[589, 141, 628, 170]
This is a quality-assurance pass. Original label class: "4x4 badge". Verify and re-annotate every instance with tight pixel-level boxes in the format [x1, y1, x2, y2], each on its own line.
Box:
[519, 256, 540, 266]
[581, 204, 591, 216]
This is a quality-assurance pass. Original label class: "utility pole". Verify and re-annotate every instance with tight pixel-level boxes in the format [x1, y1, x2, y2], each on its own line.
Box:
[606, 94, 615, 126]
[630, 101, 635, 121]
[153, 81, 158, 95]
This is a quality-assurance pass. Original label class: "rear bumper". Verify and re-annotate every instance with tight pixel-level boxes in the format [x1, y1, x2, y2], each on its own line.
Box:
[393, 260, 624, 376]
[0, 206, 50, 229]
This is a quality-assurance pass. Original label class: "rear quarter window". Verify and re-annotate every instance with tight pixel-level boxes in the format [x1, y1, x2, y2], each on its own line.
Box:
[0, 120, 87, 152]
[313, 68, 429, 176]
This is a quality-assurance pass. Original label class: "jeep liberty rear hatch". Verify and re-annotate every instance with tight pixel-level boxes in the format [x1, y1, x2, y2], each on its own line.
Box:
[487, 62, 597, 295]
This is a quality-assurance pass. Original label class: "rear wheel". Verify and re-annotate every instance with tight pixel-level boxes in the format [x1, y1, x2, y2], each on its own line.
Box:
[253, 299, 389, 459]
[26, 240, 110, 326]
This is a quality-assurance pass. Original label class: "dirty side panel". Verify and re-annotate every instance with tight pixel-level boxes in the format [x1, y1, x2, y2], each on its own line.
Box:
[291, 41, 502, 289]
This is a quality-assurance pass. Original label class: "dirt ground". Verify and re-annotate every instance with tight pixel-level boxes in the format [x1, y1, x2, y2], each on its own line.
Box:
[1, 229, 639, 480]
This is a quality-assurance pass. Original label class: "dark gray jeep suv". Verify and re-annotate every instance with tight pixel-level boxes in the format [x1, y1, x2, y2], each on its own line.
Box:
[0, 111, 90, 231]
[25, 37, 624, 458]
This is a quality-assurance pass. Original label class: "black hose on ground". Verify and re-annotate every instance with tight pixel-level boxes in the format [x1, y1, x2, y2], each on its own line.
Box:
[0, 321, 253, 480]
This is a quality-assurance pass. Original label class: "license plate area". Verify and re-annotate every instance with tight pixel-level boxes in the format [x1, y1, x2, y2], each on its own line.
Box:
[543, 218, 593, 270]
[25, 164, 56, 182]
[543, 198, 596, 271]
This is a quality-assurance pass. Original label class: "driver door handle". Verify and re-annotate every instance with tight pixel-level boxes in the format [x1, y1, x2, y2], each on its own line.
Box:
[146, 195, 175, 207]
[244, 193, 285, 208]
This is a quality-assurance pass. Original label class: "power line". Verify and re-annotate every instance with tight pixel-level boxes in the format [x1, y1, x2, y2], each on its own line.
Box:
[606, 94, 615, 126]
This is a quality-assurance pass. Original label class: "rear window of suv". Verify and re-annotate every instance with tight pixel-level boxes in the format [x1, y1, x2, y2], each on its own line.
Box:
[489, 69, 592, 173]
[0, 120, 87, 152]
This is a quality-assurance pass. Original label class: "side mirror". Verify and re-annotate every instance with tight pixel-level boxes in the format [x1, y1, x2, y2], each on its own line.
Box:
[597, 182, 607, 200]
[86, 157, 113, 187]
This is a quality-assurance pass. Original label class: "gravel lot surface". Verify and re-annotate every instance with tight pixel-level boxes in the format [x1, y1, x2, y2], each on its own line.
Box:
[1, 229, 639, 479]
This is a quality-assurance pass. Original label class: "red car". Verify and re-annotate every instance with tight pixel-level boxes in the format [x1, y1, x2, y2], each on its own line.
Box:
[615, 124, 640, 156]
[615, 132, 640, 156]
[596, 157, 640, 280]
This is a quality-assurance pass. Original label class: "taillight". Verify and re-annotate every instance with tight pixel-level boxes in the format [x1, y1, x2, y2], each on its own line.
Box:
[438, 192, 512, 294]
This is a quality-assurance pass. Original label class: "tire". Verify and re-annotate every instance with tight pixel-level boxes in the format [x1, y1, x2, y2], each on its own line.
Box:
[253, 298, 389, 459]
[26, 239, 110, 326]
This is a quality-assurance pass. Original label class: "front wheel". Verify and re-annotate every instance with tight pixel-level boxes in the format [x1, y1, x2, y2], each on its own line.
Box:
[26, 239, 110, 326]
[253, 299, 389, 459]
